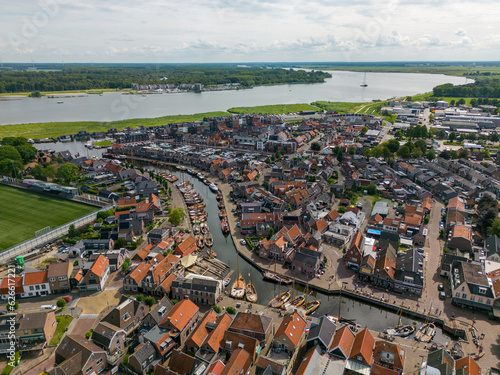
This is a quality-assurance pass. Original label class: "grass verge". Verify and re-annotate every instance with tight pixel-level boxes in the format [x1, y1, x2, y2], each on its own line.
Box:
[0, 351, 19, 375]
[49, 315, 73, 346]
[0, 185, 98, 250]
[227, 103, 319, 114]
[93, 140, 113, 147]
[311, 101, 364, 113]
[0, 111, 229, 139]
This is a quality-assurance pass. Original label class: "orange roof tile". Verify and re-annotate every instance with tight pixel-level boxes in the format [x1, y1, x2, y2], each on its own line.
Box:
[90, 255, 109, 277]
[220, 349, 251, 375]
[329, 325, 355, 355]
[160, 299, 199, 332]
[312, 218, 328, 232]
[206, 360, 225, 375]
[327, 209, 339, 221]
[128, 262, 150, 284]
[203, 314, 233, 353]
[455, 356, 481, 375]
[373, 341, 405, 370]
[349, 328, 374, 366]
[174, 235, 196, 256]
[0, 277, 23, 294]
[273, 312, 306, 348]
[160, 273, 177, 293]
[186, 310, 217, 349]
[23, 271, 48, 285]
[451, 225, 472, 240]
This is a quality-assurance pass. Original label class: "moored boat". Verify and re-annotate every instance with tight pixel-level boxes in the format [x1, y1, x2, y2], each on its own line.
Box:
[207, 248, 216, 258]
[246, 283, 257, 303]
[204, 232, 213, 247]
[195, 234, 205, 249]
[219, 209, 226, 218]
[216, 193, 223, 201]
[269, 290, 291, 308]
[287, 294, 306, 307]
[193, 223, 200, 235]
[209, 183, 219, 193]
[262, 271, 293, 285]
[221, 218, 230, 234]
[384, 325, 415, 337]
[231, 259, 245, 299]
[200, 222, 209, 234]
[303, 300, 321, 315]
[415, 323, 436, 343]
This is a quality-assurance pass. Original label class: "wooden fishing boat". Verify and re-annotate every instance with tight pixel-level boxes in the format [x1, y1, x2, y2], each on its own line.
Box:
[415, 305, 436, 342]
[192, 223, 200, 235]
[216, 193, 223, 201]
[415, 323, 436, 342]
[200, 222, 209, 234]
[195, 234, 205, 249]
[288, 294, 306, 307]
[383, 303, 415, 337]
[262, 271, 293, 285]
[221, 218, 230, 234]
[203, 179, 210, 186]
[219, 209, 226, 218]
[231, 259, 245, 299]
[269, 290, 291, 308]
[303, 300, 321, 315]
[218, 200, 225, 209]
[204, 232, 213, 247]
[207, 248, 216, 258]
[246, 272, 257, 303]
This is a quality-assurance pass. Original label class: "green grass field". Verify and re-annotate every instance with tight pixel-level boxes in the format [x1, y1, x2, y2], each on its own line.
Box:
[227, 103, 319, 114]
[0, 185, 98, 250]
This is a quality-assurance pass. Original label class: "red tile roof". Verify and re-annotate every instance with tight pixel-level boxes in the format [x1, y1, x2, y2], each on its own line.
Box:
[203, 314, 233, 353]
[349, 328, 374, 366]
[0, 277, 23, 294]
[90, 255, 109, 277]
[273, 312, 306, 348]
[23, 271, 48, 285]
[128, 262, 150, 284]
[373, 340, 405, 370]
[160, 299, 199, 332]
[220, 349, 251, 375]
[186, 310, 217, 349]
[455, 356, 481, 375]
[329, 325, 355, 356]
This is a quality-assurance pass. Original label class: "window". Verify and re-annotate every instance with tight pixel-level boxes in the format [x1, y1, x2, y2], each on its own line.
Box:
[479, 287, 487, 294]
[49, 278, 56, 282]
[456, 292, 460, 297]
[41, 285, 46, 289]
[30, 286, 34, 291]
[96, 358, 103, 365]
[462, 293, 467, 299]
[86, 366, 93, 373]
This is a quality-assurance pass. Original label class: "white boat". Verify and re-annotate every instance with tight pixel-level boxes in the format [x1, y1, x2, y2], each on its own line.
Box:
[209, 183, 219, 193]
[85, 141, 93, 149]
[57, 101, 64, 104]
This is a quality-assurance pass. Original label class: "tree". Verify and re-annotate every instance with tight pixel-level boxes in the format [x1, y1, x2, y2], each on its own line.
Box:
[168, 187, 172, 197]
[144, 296, 156, 306]
[286, 204, 292, 212]
[338, 206, 346, 214]
[121, 257, 131, 272]
[396, 145, 411, 159]
[57, 299, 66, 308]
[429, 114, 435, 122]
[450, 150, 458, 159]
[386, 139, 400, 153]
[450, 99, 455, 106]
[414, 139, 427, 154]
[367, 184, 377, 195]
[0, 159, 22, 177]
[394, 130, 404, 140]
[467, 133, 477, 141]
[488, 219, 500, 237]
[265, 157, 271, 164]
[226, 306, 236, 315]
[169, 207, 186, 226]
[16, 145, 37, 164]
[310, 142, 321, 151]
[336, 150, 343, 163]
[439, 150, 450, 160]
[68, 224, 79, 238]
[0, 145, 22, 163]
[56, 163, 79, 184]
[382, 146, 391, 159]
[211, 305, 221, 313]
[267, 227, 275, 240]
[406, 96, 412, 102]
[361, 126, 368, 135]
[370, 146, 383, 158]
[477, 195, 498, 235]
[449, 131, 457, 142]
[411, 148, 423, 158]
[6, 301, 18, 311]
[491, 133, 500, 142]
[458, 149, 469, 159]
[115, 238, 125, 249]
[426, 149, 436, 160]
[348, 146, 356, 155]
[135, 294, 144, 302]
[363, 148, 371, 159]
[30, 164, 47, 180]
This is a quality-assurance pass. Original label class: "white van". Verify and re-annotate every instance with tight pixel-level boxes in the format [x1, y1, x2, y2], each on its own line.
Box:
[40, 305, 56, 311]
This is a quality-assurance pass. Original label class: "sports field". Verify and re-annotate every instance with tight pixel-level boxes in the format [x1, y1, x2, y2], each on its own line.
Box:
[0, 185, 98, 251]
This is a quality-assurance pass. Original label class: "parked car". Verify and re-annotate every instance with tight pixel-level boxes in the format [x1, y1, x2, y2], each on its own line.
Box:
[438, 284, 444, 291]
[439, 291, 446, 300]
[355, 203, 363, 209]
[240, 239, 246, 245]
[62, 297, 71, 303]
[41, 305, 57, 311]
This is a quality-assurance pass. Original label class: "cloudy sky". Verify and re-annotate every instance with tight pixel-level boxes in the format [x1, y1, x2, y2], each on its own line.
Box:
[1, 0, 499, 63]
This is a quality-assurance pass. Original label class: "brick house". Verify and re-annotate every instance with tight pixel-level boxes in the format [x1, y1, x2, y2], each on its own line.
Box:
[54, 335, 107, 375]
[47, 262, 73, 295]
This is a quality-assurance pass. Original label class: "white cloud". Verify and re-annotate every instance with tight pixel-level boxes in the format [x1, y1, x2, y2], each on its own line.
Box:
[0, 0, 498, 62]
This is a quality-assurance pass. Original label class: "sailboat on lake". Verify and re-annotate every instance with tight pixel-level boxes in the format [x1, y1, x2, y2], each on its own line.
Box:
[360, 71, 368, 87]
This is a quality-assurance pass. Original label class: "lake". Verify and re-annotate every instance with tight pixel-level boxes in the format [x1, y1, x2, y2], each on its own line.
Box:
[0, 71, 465, 125]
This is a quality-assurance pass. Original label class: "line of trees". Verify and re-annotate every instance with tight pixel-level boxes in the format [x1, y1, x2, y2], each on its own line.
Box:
[0, 65, 331, 93]
[433, 78, 500, 98]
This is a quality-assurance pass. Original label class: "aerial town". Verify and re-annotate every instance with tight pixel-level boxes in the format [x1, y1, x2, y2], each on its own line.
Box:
[0, 99, 499, 375]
